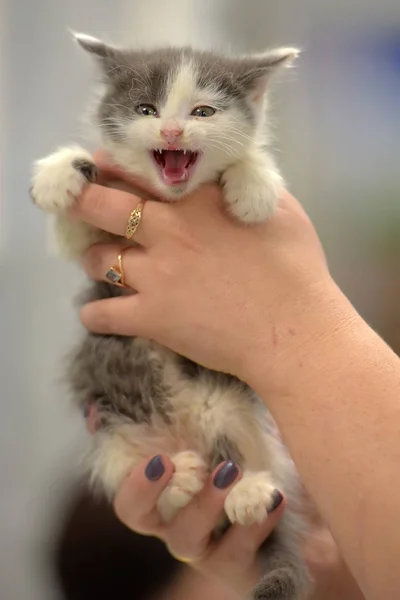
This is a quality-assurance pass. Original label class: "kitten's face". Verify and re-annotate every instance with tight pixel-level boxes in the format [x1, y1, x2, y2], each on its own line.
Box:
[76, 36, 298, 199]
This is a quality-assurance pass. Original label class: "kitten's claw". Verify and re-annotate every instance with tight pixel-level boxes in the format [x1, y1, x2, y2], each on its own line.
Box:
[157, 451, 207, 522]
[225, 472, 278, 526]
[72, 158, 98, 183]
[30, 146, 97, 213]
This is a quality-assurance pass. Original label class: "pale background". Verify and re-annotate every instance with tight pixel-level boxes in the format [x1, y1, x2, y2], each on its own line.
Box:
[2, 1, 400, 598]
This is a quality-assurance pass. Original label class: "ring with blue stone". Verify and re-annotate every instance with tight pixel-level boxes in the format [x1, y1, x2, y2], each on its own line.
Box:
[105, 249, 127, 287]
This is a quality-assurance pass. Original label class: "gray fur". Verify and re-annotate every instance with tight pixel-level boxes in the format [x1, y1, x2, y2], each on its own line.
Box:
[68, 282, 172, 424]
[210, 434, 244, 469]
[67, 332, 172, 424]
[256, 529, 311, 600]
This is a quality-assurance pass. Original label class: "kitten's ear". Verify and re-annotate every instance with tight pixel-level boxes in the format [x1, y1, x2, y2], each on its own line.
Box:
[71, 32, 119, 73]
[252, 47, 300, 70]
[241, 47, 300, 104]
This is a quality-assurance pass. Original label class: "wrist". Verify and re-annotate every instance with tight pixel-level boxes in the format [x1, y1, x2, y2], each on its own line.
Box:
[241, 278, 361, 398]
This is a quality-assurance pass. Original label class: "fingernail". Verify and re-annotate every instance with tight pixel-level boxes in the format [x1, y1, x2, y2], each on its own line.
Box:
[83, 404, 89, 418]
[213, 461, 239, 489]
[268, 489, 284, 513]
[145, 455, 165, 481]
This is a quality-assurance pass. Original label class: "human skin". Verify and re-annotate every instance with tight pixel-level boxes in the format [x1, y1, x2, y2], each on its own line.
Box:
[74, 152, 399, 599]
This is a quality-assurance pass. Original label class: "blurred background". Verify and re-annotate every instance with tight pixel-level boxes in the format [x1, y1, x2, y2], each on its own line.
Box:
[2, 0, 400, 598]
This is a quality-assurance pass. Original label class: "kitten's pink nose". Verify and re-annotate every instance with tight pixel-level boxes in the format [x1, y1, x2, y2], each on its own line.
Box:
[161, 125, 184, 145]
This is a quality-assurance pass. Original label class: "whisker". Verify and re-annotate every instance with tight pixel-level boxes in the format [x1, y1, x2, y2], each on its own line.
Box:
[204, 141, 241, 158]
[206, 135, 244, 150]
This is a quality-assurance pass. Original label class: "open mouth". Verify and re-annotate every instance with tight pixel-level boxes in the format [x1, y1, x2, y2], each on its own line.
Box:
[151, 149, 199, 186]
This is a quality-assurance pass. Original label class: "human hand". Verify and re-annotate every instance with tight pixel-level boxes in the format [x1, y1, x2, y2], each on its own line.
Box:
[93, 448, 363, 600]
[111, 453, 286, 598]
[76, 151, 347, 392]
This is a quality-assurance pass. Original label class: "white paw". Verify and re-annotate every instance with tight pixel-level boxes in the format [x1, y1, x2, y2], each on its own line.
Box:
[222, 156, 282, 223]
[157, 451, 207, 522]
[30, 146, 97, 213]
[225, 472, 278, 526]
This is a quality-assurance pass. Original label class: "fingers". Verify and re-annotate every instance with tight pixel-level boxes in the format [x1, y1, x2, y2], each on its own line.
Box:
[114, 455, 286, 595]
[114, 455, 174, 536]
[199, 496, 286, 594]
[165, 461, 241, 562]
[80, 294, 145, 337]
[69, 183, 163, 246]
[82, 243, 149, 290]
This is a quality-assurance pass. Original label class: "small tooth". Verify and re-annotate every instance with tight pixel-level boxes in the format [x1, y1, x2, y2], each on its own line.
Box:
[183, 149, 186, 155]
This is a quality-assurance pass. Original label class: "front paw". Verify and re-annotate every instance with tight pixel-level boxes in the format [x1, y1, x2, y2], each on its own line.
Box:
[225, 472, 281, 526]
[222, 158, 282, 223]
[30, 146, 97, 213]
[157, 451, 207, 522]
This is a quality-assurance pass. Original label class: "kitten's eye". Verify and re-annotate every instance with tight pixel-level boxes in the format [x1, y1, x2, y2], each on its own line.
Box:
[191, 106, 216, 118]
[136, 104, 158, 117]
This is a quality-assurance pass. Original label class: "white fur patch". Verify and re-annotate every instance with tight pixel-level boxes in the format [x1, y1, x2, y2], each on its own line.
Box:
[163, 62, 197, 121]
[31, 146, 113, 258]
[225, 471, 277, 526]
[221, 149, 283, 222]
[157, 450, 207, 522]
[31, 146, 93, 212]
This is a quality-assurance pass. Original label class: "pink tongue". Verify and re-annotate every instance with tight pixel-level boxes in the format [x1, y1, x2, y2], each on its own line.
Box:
[163, 151, 190, 179]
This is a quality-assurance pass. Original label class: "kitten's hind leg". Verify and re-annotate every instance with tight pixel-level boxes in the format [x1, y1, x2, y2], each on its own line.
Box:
[224, 469, 311, 599]
[157, 451, 207, 522]
[252, 524, 311, 600]
[221, 148, 283, 223]
[225, 471, 282, 526]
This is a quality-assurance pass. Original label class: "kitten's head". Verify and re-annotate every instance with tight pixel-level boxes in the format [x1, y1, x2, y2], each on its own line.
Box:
[74, 33, 299, 199]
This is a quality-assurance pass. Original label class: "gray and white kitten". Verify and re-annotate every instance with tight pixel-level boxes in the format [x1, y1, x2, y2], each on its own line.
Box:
[31, 34, 311, 600]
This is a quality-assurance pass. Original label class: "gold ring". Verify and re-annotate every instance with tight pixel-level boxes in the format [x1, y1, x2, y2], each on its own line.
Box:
[125, 201, 145, 239]
[105, 248, 129, 287]
[168, 547, 206, 564]
[169, 552, 195, 564]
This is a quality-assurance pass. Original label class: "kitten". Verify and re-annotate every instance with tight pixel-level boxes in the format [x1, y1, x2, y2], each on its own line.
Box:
[30, 34, 311, 600]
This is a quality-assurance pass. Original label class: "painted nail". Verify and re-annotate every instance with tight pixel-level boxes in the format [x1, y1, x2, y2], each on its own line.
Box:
[268, 489, 284, 513]
[213, 461, 239, 489]
[145, 455, 165, 481]
[83, 404, 89, 418]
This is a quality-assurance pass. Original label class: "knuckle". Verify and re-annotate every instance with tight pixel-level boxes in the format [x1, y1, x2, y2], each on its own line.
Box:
[84, 184, 106, 216]
[176, 228, 200, 252]
[154, 256, 176, 280]
[76, 184, 106, 219]
[170, 217, 200, 252]
[156, 203, 178, 232]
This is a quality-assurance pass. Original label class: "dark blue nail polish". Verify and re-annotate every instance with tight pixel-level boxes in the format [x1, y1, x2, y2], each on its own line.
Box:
[145, 455, 165, 481]
[213, 461, 239, 489]
[268, 489, 284, 513]
[83, 404, 89, 418]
